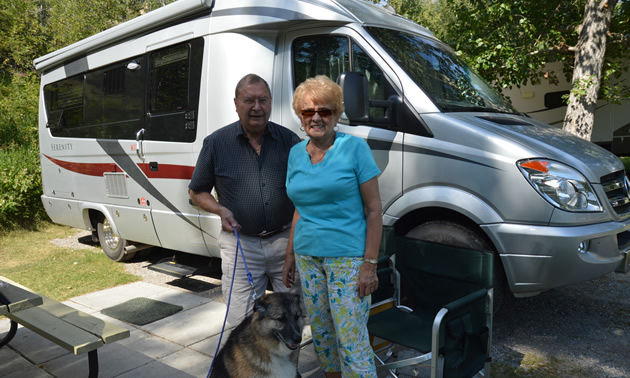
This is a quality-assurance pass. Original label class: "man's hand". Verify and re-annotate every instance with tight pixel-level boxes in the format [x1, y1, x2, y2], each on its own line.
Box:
[219, 207, 240, 232]
[190, 190, 241, 232]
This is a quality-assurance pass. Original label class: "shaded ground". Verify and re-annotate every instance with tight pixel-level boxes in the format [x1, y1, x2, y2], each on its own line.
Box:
[492, 271, 630, 377]
[65, 230, 630, 377]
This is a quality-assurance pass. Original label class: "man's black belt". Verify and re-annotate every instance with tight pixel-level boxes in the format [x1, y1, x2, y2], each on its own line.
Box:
[244, 226, 289, 239]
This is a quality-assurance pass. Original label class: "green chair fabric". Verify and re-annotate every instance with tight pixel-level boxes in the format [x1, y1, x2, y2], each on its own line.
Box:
[368, 235, 493, 378]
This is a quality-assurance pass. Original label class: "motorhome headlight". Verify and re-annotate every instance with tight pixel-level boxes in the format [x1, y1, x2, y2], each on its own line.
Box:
[518, 159, 602, 212]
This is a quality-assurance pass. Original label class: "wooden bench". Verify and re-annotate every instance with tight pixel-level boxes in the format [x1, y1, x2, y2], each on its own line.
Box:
[0, 276, 130, 377]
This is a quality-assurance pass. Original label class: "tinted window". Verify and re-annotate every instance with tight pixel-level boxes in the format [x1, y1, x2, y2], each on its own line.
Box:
[146, 38, 204, 142]
[367, 27, 515, 114]
[84, 58, 145, 139]
[293, 35, 396, 122]
[44, 38, 203, 141]
[544, 90, 569, 109]
[149, 44, 190, 114]
[45, 75, 85, 130]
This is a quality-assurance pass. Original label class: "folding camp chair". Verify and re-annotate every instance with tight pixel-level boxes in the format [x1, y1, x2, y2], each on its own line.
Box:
[368, 235, 493, 378]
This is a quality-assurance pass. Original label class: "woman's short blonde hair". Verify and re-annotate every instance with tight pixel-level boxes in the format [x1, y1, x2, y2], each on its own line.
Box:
[292, 75, 344, 118]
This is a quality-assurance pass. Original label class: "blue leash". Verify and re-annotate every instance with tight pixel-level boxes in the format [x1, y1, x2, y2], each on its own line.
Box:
[207, 228, 257, 377]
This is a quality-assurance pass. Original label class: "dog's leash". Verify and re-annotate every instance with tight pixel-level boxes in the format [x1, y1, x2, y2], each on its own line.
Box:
[207, 228, 257, 378]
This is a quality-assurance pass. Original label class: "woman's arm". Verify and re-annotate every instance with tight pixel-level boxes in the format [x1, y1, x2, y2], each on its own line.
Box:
[282, 209, 301, 288]
[357, 176, 382, 298]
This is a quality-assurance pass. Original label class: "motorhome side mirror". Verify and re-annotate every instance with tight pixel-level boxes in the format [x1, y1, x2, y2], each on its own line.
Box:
[386, 94, 402, 127]
[337, 72, 369, 124]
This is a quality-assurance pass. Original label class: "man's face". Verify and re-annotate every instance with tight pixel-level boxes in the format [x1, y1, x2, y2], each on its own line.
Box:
[234, 82, 271, 134]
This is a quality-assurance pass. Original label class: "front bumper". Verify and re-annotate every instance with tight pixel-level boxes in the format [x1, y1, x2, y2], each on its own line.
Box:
[483, 220, 630, 297]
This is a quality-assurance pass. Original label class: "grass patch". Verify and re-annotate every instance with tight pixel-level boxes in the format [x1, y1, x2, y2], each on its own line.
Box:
[491, 351, 590, 378]
[0, 222, 139, 301]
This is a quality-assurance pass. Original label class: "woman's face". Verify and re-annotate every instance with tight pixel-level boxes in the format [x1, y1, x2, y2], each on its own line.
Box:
[300, 95, 340, 141]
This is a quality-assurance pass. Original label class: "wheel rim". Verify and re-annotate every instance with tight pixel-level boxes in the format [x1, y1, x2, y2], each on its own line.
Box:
[102, 218, 122, 251]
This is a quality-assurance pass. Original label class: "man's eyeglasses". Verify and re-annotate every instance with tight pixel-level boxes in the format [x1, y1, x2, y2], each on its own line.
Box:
[301, 108, 333, 118]
[239, 97, 269, 106]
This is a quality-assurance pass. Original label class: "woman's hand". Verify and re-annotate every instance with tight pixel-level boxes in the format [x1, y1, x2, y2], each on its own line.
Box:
[357, 261, 378, 298]
[283, 210, 300, 288]
[282, 252, 297, 288]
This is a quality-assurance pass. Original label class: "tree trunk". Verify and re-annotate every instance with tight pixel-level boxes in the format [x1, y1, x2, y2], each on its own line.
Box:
[563, 0, 617, 141]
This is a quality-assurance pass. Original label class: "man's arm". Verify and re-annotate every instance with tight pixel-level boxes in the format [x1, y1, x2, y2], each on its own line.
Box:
[189, 189, 240, 232]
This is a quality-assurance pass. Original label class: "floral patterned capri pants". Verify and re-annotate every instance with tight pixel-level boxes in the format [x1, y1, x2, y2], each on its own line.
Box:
[296, 255, 376, 377]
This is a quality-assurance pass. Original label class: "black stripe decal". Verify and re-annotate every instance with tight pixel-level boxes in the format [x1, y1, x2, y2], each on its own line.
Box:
[366, 138, 498, 171]
[404, 143, 501, 170]
[96, 140, 201, 232]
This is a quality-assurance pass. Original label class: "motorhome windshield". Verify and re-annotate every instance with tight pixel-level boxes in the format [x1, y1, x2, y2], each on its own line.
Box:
[366, 27, 515, 114]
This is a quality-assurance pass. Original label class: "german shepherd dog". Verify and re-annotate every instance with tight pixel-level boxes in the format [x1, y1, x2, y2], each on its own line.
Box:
[209, 292, 305, 378]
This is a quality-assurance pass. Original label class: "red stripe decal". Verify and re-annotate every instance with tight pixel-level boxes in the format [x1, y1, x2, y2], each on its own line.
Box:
[43, 154, 194, 180]
[138, 163, 195, 180]
[43, 154, 121, 176]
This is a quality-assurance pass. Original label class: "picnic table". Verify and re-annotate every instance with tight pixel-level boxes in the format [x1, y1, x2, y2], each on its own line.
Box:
[0, 277, 44, 346]
[0, 276, 129, 377]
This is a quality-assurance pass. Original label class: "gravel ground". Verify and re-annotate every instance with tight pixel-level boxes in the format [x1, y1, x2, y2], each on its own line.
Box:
[57, 230, 630, 377]
[493, 271, 630, 377]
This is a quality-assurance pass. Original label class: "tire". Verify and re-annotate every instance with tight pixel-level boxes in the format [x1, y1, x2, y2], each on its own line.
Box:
[97, 217, 135, 262]
[405, 220, 507, 313]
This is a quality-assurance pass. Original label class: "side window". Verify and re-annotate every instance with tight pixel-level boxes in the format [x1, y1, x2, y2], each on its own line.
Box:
[85, 58, 145, 139]
[293, 36, 350, 84]
[44, 37, 203, 141]
[146, 38, 203, 142]
[292, 35, 396, 123]
[149, 44, 189, 114]
[46, 57, 145, 140]
[45, 75, 85, 132]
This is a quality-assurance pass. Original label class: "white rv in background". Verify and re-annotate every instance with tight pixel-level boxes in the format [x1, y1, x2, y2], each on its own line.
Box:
[503, 62, 630, 154]
[36, 0, 630, 303]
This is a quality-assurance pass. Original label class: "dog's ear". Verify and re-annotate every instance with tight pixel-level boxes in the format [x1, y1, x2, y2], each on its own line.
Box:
[254, 297, 267, 316]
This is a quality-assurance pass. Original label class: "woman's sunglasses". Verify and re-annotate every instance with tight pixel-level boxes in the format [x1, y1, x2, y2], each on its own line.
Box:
[301, 108, 333, 117]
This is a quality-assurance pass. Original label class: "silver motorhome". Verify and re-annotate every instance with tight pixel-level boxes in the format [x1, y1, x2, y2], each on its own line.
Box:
[36, 0, 630, 302]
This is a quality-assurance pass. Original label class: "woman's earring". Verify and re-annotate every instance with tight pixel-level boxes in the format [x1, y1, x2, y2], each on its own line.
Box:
[334, 125, 339, 131]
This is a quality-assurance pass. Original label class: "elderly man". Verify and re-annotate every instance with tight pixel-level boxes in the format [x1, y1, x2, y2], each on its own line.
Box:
[189, 73, 301, 325]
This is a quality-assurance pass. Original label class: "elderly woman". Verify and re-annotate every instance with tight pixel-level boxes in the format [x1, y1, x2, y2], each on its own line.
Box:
[282, 75, 382, 378]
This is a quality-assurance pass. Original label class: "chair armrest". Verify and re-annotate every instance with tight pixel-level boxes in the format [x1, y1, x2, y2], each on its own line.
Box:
[430, 288, 490, 376]
[444, 288, 488, 312]
[432, 289, 489, 349]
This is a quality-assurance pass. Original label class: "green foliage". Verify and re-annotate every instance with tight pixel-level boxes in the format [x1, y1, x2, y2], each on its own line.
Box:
[41, 0, 173, 55]
[567, 75, 598, 100]
[444, 0, 585, 90]
[0, 0, 174, 230]
[386, 0, 464, 41]
[0, 0, 48, 76]
[0, 145, 47, 230]
[386, 0, 630, 103]
[0, 74, 39, 148]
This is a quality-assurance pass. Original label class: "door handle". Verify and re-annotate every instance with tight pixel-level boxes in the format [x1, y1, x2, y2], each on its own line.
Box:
[136, 128, 145, 162]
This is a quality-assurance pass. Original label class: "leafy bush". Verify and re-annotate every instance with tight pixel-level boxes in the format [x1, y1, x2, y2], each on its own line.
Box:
[0, 146, 48, 230]
[0, 74, 39, 149]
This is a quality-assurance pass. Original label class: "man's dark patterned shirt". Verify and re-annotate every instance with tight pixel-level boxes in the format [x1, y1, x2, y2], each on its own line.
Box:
[189, 121, 300, 235]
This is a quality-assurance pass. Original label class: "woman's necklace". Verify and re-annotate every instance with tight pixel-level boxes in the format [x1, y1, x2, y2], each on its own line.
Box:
[308, 135, 335, 164]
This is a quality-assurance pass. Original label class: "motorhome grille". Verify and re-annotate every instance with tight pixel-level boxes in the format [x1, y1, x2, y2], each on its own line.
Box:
[601, 170, 630, 216]
[104, 173, 128, 198]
